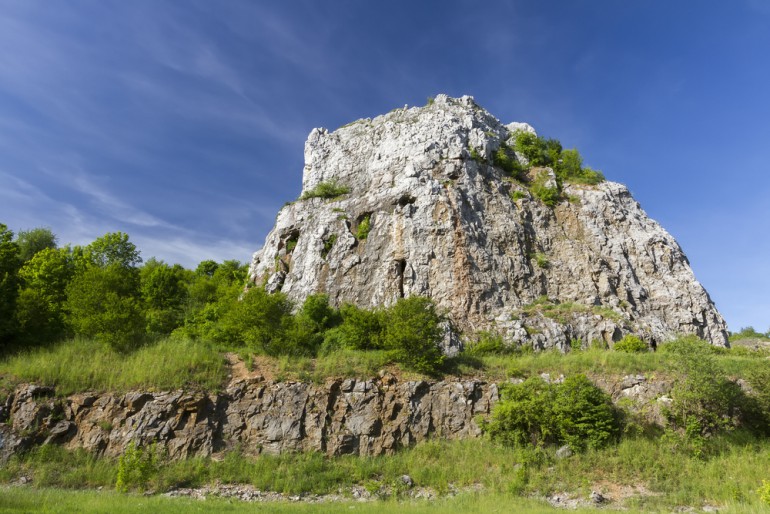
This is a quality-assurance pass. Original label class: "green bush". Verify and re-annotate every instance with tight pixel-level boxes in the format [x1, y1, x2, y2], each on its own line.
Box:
[357, 215, 372, 240]
[215, 287, 294, 355]
[116, 443, 160, 492]
[486, 374, 619, 452]
[665, 340, 748, 439]
[300, 181, 351, 200]
[613, 335, 648, 353]
[322, 303, 384, 352]
[466, 331, 516, 356]
[493, 144, 524, 178]
[530, 172, 560, 207]
[383, 297, 444, 375]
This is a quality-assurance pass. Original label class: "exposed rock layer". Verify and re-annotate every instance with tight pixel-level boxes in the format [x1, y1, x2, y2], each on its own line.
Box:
[249, 94, 728, 348]
[0, 375, 668, 461]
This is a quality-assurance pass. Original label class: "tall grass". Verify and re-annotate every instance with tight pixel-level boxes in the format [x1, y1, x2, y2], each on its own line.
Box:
[3, 435, 770, 510]
[0, 336, 228, 394]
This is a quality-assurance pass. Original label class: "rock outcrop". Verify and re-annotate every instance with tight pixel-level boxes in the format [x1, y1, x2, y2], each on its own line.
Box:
[0, 374, 669, 462]
[1, 378, 497, 461]
[249, 94, 728, 349]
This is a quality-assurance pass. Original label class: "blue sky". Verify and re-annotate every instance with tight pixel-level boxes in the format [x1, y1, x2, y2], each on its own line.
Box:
[1, 1, 768, 331]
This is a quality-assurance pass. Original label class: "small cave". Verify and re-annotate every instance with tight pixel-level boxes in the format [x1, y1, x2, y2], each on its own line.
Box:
[396, 194, 416, 207]
[280, 229, 301, 254]
[394, 258, 407, 298]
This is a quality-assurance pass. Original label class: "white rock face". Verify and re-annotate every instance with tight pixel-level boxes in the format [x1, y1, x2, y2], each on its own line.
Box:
[249, 94, 729, 349]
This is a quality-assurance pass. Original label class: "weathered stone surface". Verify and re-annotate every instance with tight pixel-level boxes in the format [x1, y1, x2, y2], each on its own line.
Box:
[248, 94, 728, 348]
[4, 378, 497, 460]
[3, 374, 676, 461]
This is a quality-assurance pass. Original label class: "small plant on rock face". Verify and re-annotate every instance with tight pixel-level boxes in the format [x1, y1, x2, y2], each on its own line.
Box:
[321, 234, 337, 259]
[613, 335, 648, 353]
[300, 181, 351, 201]
[532, 253, 550, 269]
[357, 215, 371, 240]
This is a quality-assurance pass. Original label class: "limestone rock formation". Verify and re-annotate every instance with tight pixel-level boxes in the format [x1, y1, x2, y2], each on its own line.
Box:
[1, 374, 669, 461]
[1, 379, 497, 460]
[249, 94, 728, 349]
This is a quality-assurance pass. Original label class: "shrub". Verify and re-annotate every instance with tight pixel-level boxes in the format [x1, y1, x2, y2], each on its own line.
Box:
[383, 297, 444, 375]
[530, 172, 560, 207]
[613, 335, 648, 353]
[321, 234, 337, 259]
[486, 374, 619, 451]
[215, 287, 294, 355]
[552, 375, 619, 451]
[466, 331, 516, 356]
[65, 265, 145, 353]
[300, 181, 351, 200]
[116, 443, 160, 492]
[665, 341, 748, 438]
[357, 215, 372, 240]
[759, 480, 770, 506]
[513, 131, 549, 167]
[322, 303, 384, 352]
[493, 144, 524, 178]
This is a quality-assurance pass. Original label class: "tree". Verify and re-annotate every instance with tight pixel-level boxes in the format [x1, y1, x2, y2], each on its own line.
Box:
[15, 227, 57, 262]
[65, 264, 144, 352]
[84, 232, 141, 269]
[140, 259, 190, 336]
[0, 224, 21, 345]
[383, 296, 444, 374]
[15, 247, 74, 345]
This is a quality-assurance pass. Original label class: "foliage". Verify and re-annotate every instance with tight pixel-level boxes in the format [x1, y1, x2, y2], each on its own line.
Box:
[511, 130, 604, 186]
[215, 287, 294, 355]
[321, 234, 337, 258]
[530, 171, 560, 206]
[300, 180, 351, 200]
[613, 335, 648, 353]
[485, 374, 619, 452]
[65, 264, 145, 352]
[664, 338, 748, 440]
[730, 326, 770, 341]
[357, 214, 372, 240]
[383, 296, 444, 375]
[323, 303, 384, 352]
[493, 143, 524, 178]
[510, 190, 527, 201]
[286, 294, 341, 356]
[116, 443, 160, 492]
[84, 232, 142, 269]
[140, 259, 190, 336]
[759, 480, 770, 506]
[0, 223, 20, 345]
[465, 331, 517, 356]
[15, 227, 57, 262]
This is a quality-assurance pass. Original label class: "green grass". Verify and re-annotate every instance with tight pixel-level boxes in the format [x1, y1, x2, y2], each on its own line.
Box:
[0, 336, 228, 394]
[452, 347, 769, 381]
[299, 181, 351, 201]
[0, 488, 636, 514]
[3, 435, 770, 512]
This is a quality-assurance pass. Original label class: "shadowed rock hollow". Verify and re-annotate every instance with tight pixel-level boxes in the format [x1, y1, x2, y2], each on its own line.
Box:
[248, 94, 728, 350]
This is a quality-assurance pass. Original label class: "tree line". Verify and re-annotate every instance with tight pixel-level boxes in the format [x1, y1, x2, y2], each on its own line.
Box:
[0, 224, 446, 374]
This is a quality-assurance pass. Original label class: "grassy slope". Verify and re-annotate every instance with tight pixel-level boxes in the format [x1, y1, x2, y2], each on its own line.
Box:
[2, 340, 770, 511]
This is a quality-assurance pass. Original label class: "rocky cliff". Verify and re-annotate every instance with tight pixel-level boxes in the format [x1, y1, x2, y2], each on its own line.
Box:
[249, 94, 728, 349]
[0, 376, 497, 461]
[0, 374, 670, 462]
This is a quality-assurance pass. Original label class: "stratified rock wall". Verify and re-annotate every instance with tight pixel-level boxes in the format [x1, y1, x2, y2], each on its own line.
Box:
[249, 94, 728, 348]
[1, 374, 674, 462]
[1, 379, 497, 460]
